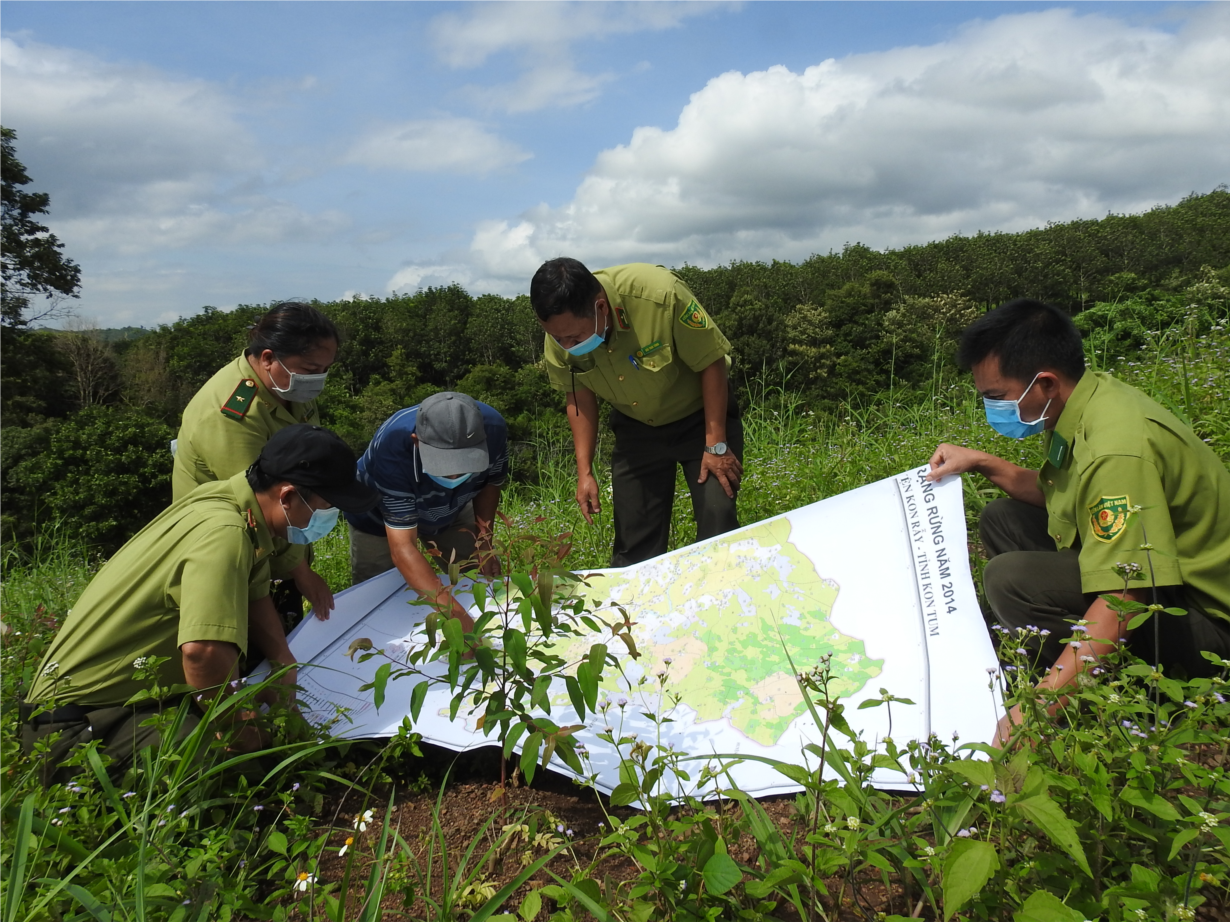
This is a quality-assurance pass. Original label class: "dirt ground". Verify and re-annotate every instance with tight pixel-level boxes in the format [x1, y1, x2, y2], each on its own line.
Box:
[261, 742, 1229, 921]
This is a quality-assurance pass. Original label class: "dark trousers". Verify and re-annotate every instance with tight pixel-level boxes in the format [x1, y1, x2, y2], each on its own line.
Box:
[980, 497, 1230, 677]
[608, 402, 743, 567]
[20, 700, 198, 787]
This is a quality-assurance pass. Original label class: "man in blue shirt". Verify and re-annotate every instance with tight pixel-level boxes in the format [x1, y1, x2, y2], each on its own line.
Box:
[345, 392, 508, 629]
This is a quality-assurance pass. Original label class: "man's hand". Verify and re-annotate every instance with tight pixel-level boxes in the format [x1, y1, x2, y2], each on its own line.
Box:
[576, 472, 602, 524]
[697, 450, 743, 498]
[477, 547, 502, 579]
[293, 565, 335, 621]
[926, 443, 991, 482]
[256, 662, 299, 709]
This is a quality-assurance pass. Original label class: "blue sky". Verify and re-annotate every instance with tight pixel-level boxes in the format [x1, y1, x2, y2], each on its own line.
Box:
[2, 1, 1227, 328]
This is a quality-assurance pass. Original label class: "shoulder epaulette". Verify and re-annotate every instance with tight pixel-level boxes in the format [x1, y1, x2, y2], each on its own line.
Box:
[221, 378, 259, 421]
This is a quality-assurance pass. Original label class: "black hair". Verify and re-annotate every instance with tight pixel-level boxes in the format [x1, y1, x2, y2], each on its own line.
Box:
[245, 301, 340, 359]
[529, 258, 603, 321]
[245, 460, 315, 502]
[957, 298, 1085, 382]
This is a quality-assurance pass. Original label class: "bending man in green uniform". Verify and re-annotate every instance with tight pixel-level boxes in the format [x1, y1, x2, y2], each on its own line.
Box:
[531, 258, 744, 567]
[174, 301, 339, 629]
[21, 425, 378, 784]
[926, 299, 1230, 746]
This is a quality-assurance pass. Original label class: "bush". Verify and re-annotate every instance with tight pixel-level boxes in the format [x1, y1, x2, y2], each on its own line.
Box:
[3, 406, 174, 554]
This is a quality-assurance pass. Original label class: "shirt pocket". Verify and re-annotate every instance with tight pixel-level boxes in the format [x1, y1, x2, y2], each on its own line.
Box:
[1046, 509, 1078, 550]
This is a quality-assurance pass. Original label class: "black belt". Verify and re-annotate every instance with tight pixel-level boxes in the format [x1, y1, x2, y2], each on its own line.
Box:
[19, 702, 93, 726]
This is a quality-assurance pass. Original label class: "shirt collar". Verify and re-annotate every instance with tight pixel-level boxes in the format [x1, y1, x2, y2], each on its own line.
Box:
[1052, 370, 1098, 444]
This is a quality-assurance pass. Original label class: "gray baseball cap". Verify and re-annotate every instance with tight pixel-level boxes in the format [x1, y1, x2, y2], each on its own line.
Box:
[416, 392, 490, 475]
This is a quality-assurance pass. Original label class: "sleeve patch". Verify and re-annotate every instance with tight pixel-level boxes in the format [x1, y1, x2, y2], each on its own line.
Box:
[221, 379, 259, 421]
[678, 300, 709, 330]
[1088, 494, 1130, 543]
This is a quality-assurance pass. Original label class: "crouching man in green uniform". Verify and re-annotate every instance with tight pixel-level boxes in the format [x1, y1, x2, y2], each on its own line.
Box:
[926, 299, 1230, 746]
[20, 424, 377, 784]
[530, 258, 744, 566]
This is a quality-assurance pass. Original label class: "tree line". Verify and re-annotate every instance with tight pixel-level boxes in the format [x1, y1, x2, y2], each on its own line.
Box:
[3, 121, 1228, 554]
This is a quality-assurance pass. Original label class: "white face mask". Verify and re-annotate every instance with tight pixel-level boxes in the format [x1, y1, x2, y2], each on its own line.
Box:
[269, 357, 328, 402]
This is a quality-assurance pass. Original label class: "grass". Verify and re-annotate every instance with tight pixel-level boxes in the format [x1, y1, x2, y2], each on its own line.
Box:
[2, 326, 1228, 921]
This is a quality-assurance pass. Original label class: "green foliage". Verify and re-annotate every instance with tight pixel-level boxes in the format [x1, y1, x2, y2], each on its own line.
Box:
[1, 126, 81, 329]
[2, 407, 173, 554]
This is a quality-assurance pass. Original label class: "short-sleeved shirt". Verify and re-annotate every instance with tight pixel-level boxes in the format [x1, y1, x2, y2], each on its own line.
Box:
[542, 264, 732, 427]
[27, 473, 274, 707]
[345, 402, 509, 538]
[1038, 371, 1230, 625]
[173, 354, 320, 577]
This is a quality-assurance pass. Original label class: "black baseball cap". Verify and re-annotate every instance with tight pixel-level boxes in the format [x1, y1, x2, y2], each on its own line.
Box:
[258, 424, 378, 513]
[416, 392, 490, 475]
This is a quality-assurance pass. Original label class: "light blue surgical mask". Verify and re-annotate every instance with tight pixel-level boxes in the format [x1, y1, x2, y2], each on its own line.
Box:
[563, 309, 607, 357]
[983, 373, 1052, 439]
[283, 494, 340, 544]
[427, 472, 472, 489]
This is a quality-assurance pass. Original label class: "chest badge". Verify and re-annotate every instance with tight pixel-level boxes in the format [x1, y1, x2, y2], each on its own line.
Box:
[1047, 432, 1069, 468]
[1088, 495, 1130, 543]
[613, 305, 631, 330]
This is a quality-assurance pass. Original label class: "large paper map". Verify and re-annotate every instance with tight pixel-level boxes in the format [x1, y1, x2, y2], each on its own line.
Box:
[259, 468, 1002, 794]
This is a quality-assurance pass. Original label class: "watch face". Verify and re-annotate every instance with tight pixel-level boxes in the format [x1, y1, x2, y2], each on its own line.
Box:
[708, 442, 727, 455]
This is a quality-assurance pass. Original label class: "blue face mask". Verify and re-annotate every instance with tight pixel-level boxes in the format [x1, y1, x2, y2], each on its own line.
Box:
[563, 309, 607, 357]
[983, 373, 1052, 439]
[283, 494, 340, 544]
[427, 472, 472, 490]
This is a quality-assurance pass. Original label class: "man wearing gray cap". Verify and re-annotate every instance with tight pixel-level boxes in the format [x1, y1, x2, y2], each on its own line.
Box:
[345, 392, 509, 629]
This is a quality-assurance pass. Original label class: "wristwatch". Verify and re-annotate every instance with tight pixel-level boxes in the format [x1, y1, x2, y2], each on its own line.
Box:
[704, 442, 728, 456]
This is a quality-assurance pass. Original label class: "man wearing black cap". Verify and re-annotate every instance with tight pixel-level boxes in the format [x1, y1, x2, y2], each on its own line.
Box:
[345, 392, 509, 629]
[21, 424, 377, 784]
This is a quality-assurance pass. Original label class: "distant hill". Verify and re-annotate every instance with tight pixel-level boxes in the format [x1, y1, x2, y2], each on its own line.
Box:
[39, 326, 150, 342]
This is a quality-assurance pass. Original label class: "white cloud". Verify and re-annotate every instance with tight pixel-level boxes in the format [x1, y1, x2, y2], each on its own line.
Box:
[0, 37, 343, 254]
[430, 7, 1230, 290]
[429, 2, 725, 112]
[344, 117, 531, 174]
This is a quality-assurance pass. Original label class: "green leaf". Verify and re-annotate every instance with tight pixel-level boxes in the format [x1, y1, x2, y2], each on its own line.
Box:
[1012, 794, 1092, 877]
[1126, 610, 1154, 631]
[702, 853, 743, 895]
[941, 838, 999, 920]
[564, 674, 586, 717]
[3, 794, 35, 922]
[946, 758, 996, 789]
[1012, 889, 1086, 922]
[503, 720, 529, 758]
[410, 680, 429, 723]
[443, 615, 464, 651]
[520, 731, 543, 784]
[518, 889, 542, 922]
[1168, 827, 1202, 861]
[576, 661, 598, 711]
[1120, 785, 1181, 821]
[506, 629, 528, 675]
[610, 782, 640, 807]
[371, 662, 392, 711]
[858, 697, 885, 709]
[266, 829, 288, 856]
[530, 675, 552, 712]
[587, 642, 608, 675]
[62, 884, 113, 922]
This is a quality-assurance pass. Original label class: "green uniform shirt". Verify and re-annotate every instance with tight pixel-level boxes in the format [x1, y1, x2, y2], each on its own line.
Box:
[173, 354, 319, 577]
[543, 264, 731, 427]
[27, 473, 274, 707]
[1039, 371, 1230, 625]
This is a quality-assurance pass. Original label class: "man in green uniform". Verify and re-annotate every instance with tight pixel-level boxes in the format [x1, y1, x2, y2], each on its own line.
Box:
[530, 258, 744, 566]
[926, 298, 1230, 745]
[21, 424, 377, 784]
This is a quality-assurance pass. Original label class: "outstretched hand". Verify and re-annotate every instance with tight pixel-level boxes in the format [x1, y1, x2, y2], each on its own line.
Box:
[926, 443, 989, 483]
[575, 472, 602, 525]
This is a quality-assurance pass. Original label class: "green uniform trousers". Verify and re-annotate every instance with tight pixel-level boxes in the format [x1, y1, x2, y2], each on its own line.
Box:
[19, 700, 199, 787]
[608, 396, 742, 568]
[980, 497, 1230, 677]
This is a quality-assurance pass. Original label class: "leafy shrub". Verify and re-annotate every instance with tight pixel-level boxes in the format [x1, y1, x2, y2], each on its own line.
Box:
[4, 406, 173, 554]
